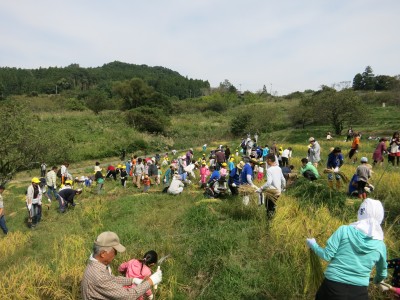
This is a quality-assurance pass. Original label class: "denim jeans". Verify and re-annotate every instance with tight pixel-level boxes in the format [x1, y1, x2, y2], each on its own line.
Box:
[47, 185, 59, 201]
[0, 215, 8, 234]
[29, 203, 41, 226]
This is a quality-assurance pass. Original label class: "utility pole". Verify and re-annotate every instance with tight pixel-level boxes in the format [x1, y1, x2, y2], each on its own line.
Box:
[270, 83, 272, 94]
[55, 85, 58, 95]
[239, 84, 242, 93]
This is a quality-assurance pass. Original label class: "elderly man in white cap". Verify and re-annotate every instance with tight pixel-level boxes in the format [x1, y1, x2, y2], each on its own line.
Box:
[81, 231, 162, 300]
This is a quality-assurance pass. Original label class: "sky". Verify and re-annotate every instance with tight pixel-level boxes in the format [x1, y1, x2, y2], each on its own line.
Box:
[0, 0, 399, 95]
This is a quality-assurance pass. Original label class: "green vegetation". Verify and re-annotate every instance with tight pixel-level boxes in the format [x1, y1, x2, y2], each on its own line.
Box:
[0, 63, 400, 298]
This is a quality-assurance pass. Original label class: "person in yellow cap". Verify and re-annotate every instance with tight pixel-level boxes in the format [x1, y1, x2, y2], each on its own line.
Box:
[26, 177, 43, 228]
[81, 231, 162, 300]
[120, 165, 127, 188]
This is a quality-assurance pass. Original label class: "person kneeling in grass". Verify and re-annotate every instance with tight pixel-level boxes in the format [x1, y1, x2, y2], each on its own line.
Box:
[300, 158, 320, 181]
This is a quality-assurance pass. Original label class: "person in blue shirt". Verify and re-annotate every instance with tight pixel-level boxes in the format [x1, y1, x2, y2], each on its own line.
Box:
[326, 147, 344, 190]
[306, 198, 387, 300]
[228, 161, 244, 195]
[240, 158, 258, 187]
[207, 166, 220, 185]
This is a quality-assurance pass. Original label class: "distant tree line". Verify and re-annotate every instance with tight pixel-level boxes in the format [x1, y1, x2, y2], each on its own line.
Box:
[352, 66, 400, 91]
[0, 61, 210, 100]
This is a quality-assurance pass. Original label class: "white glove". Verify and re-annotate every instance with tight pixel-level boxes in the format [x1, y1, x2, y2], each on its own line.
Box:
[379, 281, 392, 292]
[149, 269, 162, 286]
[256, 188, 262, 193]
[27, 203, 32, 211]
[163, 178, 166, 183]
[147, 295, 154, 300]
[231, 183, 236, 187]
[306, 238, 316, 249]
[333, 167, 339, 173]
[132, 278, 143, 285]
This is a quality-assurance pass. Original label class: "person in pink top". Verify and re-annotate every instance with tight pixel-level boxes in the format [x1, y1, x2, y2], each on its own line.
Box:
[199, 162, 209, 188]
[219, 162, 228, 177]
[118, 250, 158, 300]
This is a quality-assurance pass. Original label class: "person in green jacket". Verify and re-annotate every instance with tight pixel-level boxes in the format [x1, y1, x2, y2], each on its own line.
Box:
[306, 198, 387, 300]
[300, 158, 320, 181]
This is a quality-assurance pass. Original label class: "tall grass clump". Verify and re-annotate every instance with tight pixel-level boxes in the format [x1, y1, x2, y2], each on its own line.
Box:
[288, 178, 347, 214]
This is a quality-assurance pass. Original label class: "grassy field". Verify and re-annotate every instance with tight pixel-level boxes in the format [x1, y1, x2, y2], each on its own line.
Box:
[1, 95, 400, 299]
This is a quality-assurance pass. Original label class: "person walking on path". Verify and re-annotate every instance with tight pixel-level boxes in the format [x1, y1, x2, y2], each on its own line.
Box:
[132, 158, 145, 189]
[306, 198, 387, 300]
[26, 177, 43, 228]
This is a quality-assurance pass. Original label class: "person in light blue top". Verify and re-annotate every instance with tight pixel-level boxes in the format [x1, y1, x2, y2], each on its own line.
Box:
[306, 198, 387, 300]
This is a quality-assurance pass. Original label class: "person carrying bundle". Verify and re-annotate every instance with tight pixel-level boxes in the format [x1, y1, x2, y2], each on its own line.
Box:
[326, 147, 344, 190]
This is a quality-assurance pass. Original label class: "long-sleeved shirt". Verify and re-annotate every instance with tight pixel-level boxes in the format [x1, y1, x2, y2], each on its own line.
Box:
[310, 225, 387, 286]
[300, 162, 320, 178]
[46, 170, 57, 187]
[309, 141, 321, 163]
[240, 163, 254, 185]
[327, 152, 344, 169]
[26, 184, 42, 205]
[356, 164, 371, 183]
[81, 258, 151, 300]
[261, 165, 286, 194]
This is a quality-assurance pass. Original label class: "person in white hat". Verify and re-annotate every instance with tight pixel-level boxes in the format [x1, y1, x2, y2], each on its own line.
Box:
[307, 137, 321, 167]
[356, 157, 372, 199]
[81, 231, 162, 300]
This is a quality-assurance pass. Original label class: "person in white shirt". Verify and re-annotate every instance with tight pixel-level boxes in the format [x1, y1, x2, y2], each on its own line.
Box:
[167, 174, 184, 195]
[257, 153, 286, 218]
[281, 147, 292, 167]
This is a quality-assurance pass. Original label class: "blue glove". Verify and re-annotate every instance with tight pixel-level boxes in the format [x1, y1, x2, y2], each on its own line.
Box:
[306, 238, 316, 249]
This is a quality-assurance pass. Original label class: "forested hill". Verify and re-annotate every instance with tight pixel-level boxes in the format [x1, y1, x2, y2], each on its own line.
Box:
[0, 61, 210, 99]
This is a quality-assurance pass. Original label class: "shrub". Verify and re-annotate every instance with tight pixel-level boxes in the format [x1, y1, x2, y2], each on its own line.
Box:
[126, 106, 170, 134]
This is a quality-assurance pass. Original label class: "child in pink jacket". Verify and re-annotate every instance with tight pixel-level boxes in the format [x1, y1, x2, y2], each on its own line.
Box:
[199, 162, 209, 188]
[118, 250, 158, 300]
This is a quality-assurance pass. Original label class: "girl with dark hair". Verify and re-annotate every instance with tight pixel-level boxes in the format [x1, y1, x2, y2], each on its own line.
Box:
[119, 250, 158, 300]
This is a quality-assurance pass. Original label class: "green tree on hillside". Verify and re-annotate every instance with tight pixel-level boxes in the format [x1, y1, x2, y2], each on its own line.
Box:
[0, 103, 71, 184]
[312, 88, 366, 135]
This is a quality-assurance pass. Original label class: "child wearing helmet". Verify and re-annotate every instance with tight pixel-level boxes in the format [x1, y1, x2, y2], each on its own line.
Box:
[26, 177, 43, 228]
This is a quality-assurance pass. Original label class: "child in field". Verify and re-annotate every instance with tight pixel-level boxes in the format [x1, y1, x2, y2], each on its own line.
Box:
[120, 165, 128, 187]
[142, 175, 151, 193]
[257, 162, 264, 181]
[118, 250, 158, 300]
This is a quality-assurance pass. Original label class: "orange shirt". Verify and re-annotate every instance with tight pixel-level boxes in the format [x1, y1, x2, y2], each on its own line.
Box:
[351, 136, 360, 149]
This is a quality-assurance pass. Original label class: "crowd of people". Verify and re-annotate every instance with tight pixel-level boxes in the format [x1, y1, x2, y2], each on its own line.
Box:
[1, 129, 400, 299]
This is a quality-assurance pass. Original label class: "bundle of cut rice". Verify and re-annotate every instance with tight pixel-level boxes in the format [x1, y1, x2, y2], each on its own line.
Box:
[323, 168, 349, 183]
